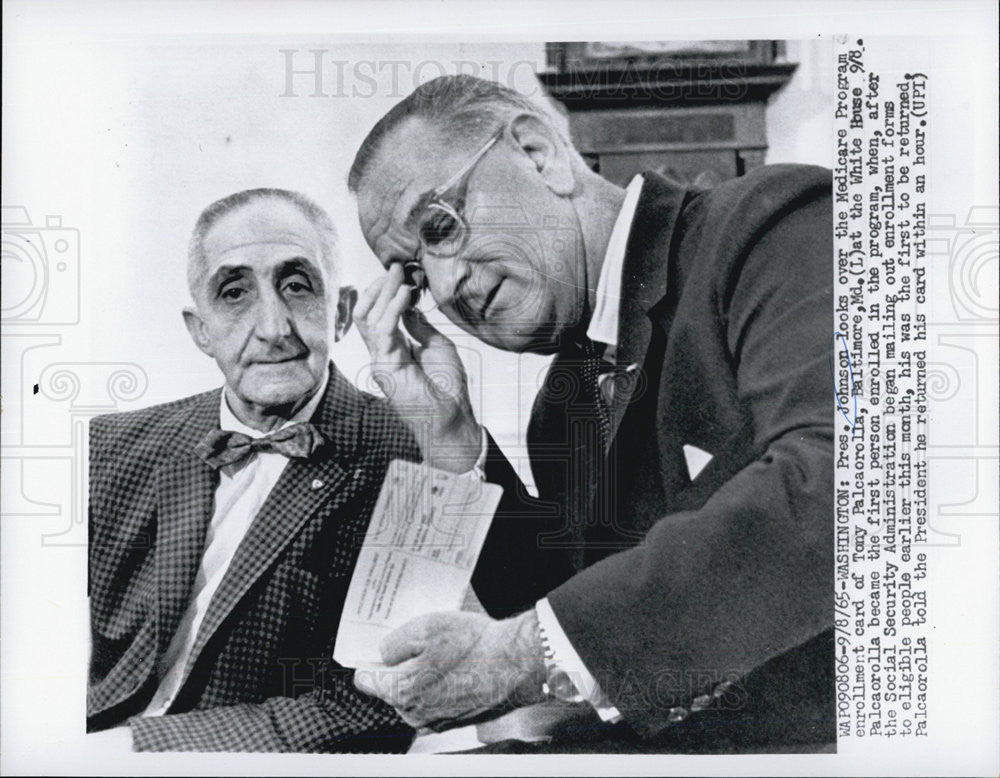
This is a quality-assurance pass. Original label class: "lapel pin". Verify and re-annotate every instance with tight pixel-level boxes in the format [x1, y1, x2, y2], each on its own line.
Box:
[310, 478, 324, 490]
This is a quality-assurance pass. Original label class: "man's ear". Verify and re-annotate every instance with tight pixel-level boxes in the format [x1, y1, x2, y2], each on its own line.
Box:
[333, 286, 357, 342]
[508, 113, 575, 196]
[182, 307, 214, 357]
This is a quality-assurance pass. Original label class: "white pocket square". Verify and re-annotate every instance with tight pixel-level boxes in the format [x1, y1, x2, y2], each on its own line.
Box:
[682, 444, 713, 480]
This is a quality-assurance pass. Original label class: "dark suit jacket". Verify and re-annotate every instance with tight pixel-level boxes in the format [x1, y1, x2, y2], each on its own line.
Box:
[88, 364, 419, 752]
[472, 165, 835, 752]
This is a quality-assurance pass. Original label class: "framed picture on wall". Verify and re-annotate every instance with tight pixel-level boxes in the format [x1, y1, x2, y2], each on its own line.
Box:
[544, 40, 784, 73]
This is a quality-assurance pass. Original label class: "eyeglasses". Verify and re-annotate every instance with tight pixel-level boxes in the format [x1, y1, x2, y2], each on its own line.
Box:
[402, 127, 504, 311]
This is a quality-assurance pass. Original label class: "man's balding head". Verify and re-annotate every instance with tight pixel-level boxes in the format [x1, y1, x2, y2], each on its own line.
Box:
[183, 188, 355, 429]
[348, 75, 620, 354]
[348, 75, 573, 196]
[187, 188, 340, 305]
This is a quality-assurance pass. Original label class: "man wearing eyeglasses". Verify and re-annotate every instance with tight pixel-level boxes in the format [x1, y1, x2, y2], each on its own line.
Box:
[349, 75, 834, 753]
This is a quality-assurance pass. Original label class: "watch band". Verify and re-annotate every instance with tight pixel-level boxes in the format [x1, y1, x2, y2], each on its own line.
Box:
[537, 612, 585, 704]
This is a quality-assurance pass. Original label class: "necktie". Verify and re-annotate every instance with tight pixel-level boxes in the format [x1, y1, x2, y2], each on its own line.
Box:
[194, 423, 325, 470]
[580, 340, 613, 449]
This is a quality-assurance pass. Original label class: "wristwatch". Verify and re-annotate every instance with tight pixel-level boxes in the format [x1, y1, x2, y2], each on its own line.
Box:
[538, 616, 586, 704]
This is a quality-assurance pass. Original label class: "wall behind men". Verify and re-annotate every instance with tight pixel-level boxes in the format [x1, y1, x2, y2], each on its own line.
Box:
[7, 38, 830, 487]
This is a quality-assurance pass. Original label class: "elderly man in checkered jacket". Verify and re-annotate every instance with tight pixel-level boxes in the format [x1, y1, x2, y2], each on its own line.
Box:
[86, 188, 428, 752]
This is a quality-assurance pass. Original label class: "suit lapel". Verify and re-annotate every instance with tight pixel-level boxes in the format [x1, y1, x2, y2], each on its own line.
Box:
[608, 173, 691, 443]
[182, 365, 367, 672]
[153, 391, 221, 657]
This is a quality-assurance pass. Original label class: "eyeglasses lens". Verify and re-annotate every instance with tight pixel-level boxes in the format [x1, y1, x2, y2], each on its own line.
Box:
[419, 203, 465, 257]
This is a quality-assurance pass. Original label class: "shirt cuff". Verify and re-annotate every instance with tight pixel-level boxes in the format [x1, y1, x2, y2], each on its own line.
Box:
[462, 425, 488, 480]
[535, 597, 622, 723]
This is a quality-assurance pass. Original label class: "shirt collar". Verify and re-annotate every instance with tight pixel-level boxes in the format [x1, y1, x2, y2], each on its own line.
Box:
[586, 175, 644, 353]
[219, 364, 330, 437]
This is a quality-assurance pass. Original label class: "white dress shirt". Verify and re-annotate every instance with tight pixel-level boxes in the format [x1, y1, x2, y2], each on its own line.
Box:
[534, 174, 645, 723]
[142, 370, 329, 717]
[586, 174, 644, 355]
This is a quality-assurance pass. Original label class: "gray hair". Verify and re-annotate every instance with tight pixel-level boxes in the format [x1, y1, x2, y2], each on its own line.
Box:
[187, 188, 338, 301]
[348, 74, 570, 194]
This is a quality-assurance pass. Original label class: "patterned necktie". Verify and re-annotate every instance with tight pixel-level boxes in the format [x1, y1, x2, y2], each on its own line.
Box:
[194, 423, 326, 470]
[580, 340, 613, 449]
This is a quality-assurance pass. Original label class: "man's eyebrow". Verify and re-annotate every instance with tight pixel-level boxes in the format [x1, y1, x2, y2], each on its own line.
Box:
[208, 265, 248, 287]
[274, 257, 322, 278]
[403, 190, 436, 230]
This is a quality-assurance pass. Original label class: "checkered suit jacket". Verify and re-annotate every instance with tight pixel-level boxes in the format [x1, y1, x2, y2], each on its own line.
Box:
[88, 363, 420, 752]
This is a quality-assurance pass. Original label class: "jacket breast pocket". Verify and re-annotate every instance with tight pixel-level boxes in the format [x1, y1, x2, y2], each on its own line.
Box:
[670, 421, 758, 512]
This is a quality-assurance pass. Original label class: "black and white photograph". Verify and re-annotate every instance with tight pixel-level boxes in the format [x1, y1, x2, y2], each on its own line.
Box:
[2, 1, 997, 775]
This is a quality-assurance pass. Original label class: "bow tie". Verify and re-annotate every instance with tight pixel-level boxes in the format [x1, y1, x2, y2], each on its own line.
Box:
[195, 423, 326, 470]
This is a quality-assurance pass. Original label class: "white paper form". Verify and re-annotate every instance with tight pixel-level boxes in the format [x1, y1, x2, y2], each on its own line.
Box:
[333, 459, 502, 668]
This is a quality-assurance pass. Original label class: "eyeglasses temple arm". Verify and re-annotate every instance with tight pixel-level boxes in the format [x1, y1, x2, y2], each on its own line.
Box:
[432, 130, 503, 197]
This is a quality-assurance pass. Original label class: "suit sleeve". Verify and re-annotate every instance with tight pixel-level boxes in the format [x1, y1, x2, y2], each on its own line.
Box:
[128, 670, 413, 752]
[545, 185, 834, 735]
[87, 414, 117, 598]
[470, 432, 576, 617]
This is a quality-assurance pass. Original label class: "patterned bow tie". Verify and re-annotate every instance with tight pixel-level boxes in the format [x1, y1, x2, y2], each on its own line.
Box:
[195, 423, 326, 470]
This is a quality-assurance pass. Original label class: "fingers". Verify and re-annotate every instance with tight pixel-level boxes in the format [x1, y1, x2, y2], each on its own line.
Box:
[355, 264, 400, 329]
[356, 266, 412, 362]
[379, 621, 427, 666]
[401, 306, 443, 348]
[353, 659, 439, 730]
[357, 265, 414, 347]
[381, 284, 413, 337]
[353, 274, 383, 324]
[354, 276, 385, 349]
[353, 656, 447, 730]
[351, 613, 514, 730]
[352, 668, 378, 697]
[352, 658, 421, 705]
[366, 263, 405, 326]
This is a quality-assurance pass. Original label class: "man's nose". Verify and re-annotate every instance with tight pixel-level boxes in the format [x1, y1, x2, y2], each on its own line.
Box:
[254, 289, 294, 341]
[424, 257, 463, 309]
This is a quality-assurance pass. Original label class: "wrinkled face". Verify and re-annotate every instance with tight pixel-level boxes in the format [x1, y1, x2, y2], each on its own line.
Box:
[356, 118, 587, 353]
[185, 198, 331, 414]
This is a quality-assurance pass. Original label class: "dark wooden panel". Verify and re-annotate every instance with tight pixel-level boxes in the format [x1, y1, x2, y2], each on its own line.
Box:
[569, 103, 766, 154]
[542, 40, 794, 184]
[596, 150, 738, 187]
[585, 112, 735, 148]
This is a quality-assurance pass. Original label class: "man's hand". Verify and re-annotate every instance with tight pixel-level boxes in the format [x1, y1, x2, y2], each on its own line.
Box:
[353, 610, 546, 731]
[355, 264, 482, 473]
